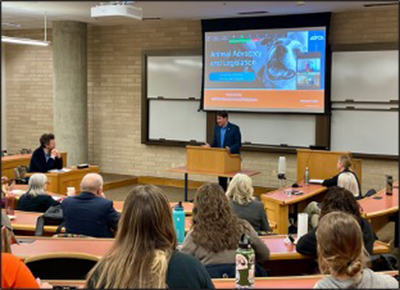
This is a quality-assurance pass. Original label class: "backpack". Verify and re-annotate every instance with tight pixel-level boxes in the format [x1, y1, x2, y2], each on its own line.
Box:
[35, 205, 65, 236]
[370, 254, 398, 271]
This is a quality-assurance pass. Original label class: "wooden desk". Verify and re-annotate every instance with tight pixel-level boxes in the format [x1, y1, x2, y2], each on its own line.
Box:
[43, 166, 100, 195]
[359, 183, 399, 234]
[168, 166, 260, 201]
[42, 271, 398, 289]
[1, 152, 67, 179]
[261, 184, 327, 234]
[11, 234, 389, 261]
[10, 211, 193, 236]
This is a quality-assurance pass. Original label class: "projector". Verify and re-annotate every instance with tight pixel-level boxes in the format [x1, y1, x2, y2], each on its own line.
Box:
[91, 3, 143, 20]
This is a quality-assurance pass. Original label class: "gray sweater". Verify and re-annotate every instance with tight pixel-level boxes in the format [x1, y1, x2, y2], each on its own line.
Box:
[229, 200, 270, 233]
[181, 220, 270, 265]
[314, 269, 398, 289]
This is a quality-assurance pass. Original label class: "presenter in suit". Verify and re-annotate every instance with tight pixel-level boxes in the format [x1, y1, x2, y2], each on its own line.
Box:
[29, 133, 63, 173]
[203, 111, 242, 191]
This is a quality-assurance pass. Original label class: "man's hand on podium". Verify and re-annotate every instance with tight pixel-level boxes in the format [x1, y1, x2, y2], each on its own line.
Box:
[202, 143, 211, 148]
[225, 146, 230, 152]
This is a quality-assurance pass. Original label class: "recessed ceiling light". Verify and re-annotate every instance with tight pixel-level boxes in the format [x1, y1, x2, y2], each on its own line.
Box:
[2, 23, 21, 28]
[297, 1, 306, 6]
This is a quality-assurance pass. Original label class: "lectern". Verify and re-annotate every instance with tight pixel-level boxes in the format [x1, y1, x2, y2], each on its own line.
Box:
[186, 146, 241, 174]
[168, 146, 260, 201]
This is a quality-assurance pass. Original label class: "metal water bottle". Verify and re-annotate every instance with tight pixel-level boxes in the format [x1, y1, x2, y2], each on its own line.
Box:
[236, 234, 255, 289]
[386, 175, 393, 196]
[172, 201, 185, 244]
[304, 167, 310, 185]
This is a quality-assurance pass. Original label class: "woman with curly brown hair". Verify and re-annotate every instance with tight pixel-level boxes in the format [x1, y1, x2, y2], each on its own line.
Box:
[296, 186, 377, 257]
[181, 183, 270, 267]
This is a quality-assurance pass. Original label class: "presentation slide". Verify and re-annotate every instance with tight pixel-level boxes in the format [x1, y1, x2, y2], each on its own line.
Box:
[203, 27, 326, 113]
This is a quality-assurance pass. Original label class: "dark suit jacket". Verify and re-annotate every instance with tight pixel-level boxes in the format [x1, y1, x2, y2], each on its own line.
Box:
[61, 192, 121, 238]
[29, 146, 63, 173]
[210, 122, 242, 154]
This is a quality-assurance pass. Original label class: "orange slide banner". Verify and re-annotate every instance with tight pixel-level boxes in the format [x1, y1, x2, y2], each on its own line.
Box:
[204, 89, 324, 110]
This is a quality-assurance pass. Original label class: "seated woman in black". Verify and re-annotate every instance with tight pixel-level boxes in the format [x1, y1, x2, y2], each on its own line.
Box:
[296, 186, 377, 257]
[16, 173, 59, 212]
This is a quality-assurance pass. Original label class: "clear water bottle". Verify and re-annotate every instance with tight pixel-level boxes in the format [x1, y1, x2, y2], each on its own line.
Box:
[304, 167, 310, 186]
[236, 234, 255, 289]
[172, 201, 185, 244]
[386, 175, 393, 196]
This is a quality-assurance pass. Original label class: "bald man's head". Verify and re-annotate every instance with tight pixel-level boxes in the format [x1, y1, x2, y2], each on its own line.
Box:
[81, 173, 104, 196]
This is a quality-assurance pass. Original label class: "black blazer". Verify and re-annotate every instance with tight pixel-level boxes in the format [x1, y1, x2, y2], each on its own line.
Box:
[16, 194, 60, 213]
[210, 122, 242, 154]
[61, 192, 121, 238]
[29, 146, 63, 173]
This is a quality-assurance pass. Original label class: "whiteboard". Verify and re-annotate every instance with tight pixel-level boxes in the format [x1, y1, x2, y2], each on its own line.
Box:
[147, 56, 202, 99]
[331, 110, 398, 155]
[331, 51, 398, 102]
[149, 100, 206, 142]
[229, 113, 316, 147]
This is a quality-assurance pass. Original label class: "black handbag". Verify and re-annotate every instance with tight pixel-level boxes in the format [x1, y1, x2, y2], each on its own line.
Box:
[35, 205, 65, 236]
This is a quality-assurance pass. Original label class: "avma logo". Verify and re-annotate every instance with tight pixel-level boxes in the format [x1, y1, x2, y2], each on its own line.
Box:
[310, 35, 324, 41]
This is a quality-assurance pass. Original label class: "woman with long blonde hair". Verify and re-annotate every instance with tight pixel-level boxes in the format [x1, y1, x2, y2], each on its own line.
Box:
[181, 183, 269, 268]
[314, 211, 397, 288]
[226, 173, 270, 233]
[85, 185, 214, 289]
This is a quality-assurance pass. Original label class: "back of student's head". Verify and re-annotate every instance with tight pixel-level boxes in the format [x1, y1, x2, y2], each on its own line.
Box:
[192, 183, 247, 252]
[338, 172, 359, 197]
[226, 173, 254, 205]
[316, 211, 369, 277]
[338, 155, 352, 170]
[86, 185, 176, 288]
[320, 186, 362, 222]
[26, 173, 47, 197]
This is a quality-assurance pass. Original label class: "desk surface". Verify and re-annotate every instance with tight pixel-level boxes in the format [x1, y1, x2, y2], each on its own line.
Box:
[11, 234, 389, 261]
[360, 183, 399, 218]
[168, 166, 260, 178]
[10, 211, 193, 234]
[42, 271, 398, 289]
[261, 184, 327, 205]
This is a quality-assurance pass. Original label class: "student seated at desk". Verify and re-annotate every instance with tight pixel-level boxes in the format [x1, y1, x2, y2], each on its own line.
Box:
[314, 212, 398, 289]
[226, 173, 270, 233]
[61, 173, 120, 238]
[322, 155, 361, 198]
[296, 187, 377, 257]
[86, 185, 214, 289]
[29, 133, 63, 173]
[181, 183, 270, 269]
[16, 173, 59, 213]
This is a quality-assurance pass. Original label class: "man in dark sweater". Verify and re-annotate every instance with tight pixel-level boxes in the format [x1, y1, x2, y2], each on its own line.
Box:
[296, 187, 377, 257]
[29, 133, 63, 173]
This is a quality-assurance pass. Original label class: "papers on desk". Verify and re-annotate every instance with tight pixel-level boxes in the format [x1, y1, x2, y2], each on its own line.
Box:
[7, 215, 16, 220]
[11, 189, 25, 196]
[51, 196, 63, 201]
[309, 179, 324, 184]
[48, 168, 71, 173]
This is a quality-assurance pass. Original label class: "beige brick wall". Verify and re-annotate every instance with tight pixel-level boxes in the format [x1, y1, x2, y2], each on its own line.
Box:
[4, 9, 398, 192]
[4, 30, 53, 153]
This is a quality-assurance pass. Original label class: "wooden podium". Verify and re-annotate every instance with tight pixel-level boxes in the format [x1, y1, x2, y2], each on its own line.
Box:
[168, 146, 260, 201]
[186, 146, 241, 174]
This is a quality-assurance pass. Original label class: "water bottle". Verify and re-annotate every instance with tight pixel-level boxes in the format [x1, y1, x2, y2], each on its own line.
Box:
[172, 201, 185, 244]
[236, 234, 255, 289]
[304, 167, 310, 186]
[386, 175, 393, 196]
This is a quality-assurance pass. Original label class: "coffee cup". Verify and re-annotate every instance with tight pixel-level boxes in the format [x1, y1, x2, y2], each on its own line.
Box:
[67, 187, 76, 196]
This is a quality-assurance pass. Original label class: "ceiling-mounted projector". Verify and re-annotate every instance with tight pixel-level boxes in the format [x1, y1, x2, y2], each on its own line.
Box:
[91, 2, 143, 20]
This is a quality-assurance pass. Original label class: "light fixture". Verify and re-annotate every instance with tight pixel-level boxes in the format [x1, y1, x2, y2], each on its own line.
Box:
[2, 12, 50, 47]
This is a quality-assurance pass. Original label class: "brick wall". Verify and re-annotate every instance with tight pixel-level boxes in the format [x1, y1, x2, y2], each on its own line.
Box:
[4, 8, 398, 192]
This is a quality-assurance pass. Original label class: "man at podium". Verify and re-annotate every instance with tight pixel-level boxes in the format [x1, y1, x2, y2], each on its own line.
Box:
[203, 111, 242, 190]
